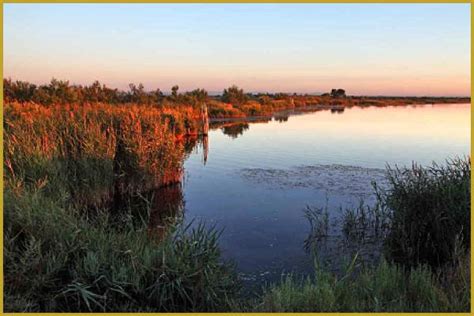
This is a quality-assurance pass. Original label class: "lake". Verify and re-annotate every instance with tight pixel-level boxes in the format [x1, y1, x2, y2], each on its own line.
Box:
[164, 103, 470, 289]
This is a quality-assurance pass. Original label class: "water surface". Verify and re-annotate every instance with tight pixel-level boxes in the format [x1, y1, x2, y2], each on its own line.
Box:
[180, 104, 470, 287]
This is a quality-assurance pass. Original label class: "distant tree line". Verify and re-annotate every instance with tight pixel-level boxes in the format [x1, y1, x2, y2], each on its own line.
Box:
[3, 78, 210, 106]
[4, 78, 351, 108]
[4, 78, 293, 107]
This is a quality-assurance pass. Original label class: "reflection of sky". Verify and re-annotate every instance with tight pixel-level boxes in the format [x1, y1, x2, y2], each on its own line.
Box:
[193, 103, 470, 170]
[182, 104, 470, 281]
[4, 4, 471, 96]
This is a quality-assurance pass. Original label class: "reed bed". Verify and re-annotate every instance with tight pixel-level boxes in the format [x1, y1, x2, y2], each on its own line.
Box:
[4, 102, 203, 205]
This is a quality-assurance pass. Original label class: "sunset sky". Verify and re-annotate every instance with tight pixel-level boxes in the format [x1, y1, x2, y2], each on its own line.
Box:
[4, 4, 471, 96]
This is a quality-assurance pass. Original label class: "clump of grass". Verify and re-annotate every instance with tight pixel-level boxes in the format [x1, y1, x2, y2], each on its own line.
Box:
[341, 196, 391, 244]
[303, 205, 329, 251]
[382, 157, 470, 268]
[255, 255, 470, 312]
[329, 158, 470, 269]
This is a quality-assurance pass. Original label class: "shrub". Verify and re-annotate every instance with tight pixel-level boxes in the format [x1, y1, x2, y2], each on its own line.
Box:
[221, 85, 248, 106]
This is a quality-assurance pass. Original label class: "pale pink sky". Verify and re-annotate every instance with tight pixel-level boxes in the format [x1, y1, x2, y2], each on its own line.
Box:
[4, 4, 471, 96]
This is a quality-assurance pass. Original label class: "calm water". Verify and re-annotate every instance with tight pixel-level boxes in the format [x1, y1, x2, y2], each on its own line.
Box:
[180, 104, 470, 287]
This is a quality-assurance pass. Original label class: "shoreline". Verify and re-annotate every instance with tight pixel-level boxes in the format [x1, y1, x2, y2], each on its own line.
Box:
[209, 100, 471, 122]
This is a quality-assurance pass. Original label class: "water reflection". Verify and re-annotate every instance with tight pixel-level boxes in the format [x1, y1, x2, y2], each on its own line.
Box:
[183, 103, 470, 287]
[147, 135, 208, 240]
[148, 183, 185, 242]
[221, 123, 250, 139]
[211, 105, 355, 139]
[125, 103, 471, 288]
[331, 107, 345, 114]
[181, 134, 209, 163]
[273, 114, 289, 122]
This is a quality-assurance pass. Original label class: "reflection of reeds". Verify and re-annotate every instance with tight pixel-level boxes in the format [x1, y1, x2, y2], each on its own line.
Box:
[147, 183, 185, 242]
[341, 199, 391, 244]
[207, 94, 469, 119]
[221, 123, 249, 139]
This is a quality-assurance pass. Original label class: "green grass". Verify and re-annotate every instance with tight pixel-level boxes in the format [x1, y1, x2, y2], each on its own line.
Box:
[4, 186, 240, 312]
[255, 255, 470, 312]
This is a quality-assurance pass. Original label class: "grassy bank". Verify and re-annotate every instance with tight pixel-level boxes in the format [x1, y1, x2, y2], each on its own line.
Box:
[255, 255, 469, 312]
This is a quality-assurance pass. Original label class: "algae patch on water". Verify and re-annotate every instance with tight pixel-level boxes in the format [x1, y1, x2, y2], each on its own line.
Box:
[240, 164, 389, 198]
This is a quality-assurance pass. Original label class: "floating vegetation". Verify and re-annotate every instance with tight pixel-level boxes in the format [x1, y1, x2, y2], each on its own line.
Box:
[240, 164, 388, 198]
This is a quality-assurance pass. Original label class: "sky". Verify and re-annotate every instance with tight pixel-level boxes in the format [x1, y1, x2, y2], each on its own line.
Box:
[3, 4, 471, 96]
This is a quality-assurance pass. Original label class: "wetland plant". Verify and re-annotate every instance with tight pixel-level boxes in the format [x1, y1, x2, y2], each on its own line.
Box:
[382, 157, 470, 268]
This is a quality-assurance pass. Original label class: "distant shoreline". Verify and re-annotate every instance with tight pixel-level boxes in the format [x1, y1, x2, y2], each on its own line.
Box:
[208, 101, 470, 124]
[4, 78, 470, 120]
[207, 96, 470, 120]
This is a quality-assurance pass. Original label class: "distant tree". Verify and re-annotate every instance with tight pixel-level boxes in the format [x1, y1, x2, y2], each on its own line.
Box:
[274, 92, 289, 100]
[330, 89, 346, 98]
[171, 85, 179, 99]
[3, 79, 37, 102]
[183, 88, 208, 106]
[258, 95, 272, 106]
[153, 88, 164, 104]
[222, 85, 248, 106]
[84, 80, 103, 102]
[128, 83, 148, 104]
[190, 88, 207, 100]
[46, 78, 78, 104]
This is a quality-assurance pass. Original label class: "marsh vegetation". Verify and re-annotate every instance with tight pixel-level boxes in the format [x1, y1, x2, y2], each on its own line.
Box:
[3, 79, 471, 312]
